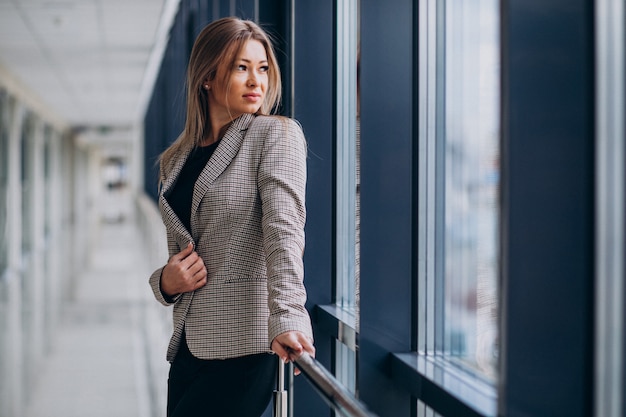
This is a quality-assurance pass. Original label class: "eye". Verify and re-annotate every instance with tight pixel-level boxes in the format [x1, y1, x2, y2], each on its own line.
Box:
[259, 65, 269, 73]
[236, 64, 247, 71]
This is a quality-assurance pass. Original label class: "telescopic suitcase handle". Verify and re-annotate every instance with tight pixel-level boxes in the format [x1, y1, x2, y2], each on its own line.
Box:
[273, 357, 288, 417]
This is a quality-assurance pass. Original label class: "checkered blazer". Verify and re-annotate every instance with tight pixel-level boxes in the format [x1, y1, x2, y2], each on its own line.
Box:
[149, 113, 313, 362]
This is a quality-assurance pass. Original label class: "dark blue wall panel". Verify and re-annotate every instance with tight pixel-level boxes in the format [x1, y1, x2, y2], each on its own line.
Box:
[235, 0, 256, 20]
[358, 0, 415, 415]
[292, 1, 335, 415]
[499, 1, 595, 416]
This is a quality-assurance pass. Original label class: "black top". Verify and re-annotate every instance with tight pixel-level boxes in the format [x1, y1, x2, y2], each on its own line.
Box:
[165, 141, 220, 232]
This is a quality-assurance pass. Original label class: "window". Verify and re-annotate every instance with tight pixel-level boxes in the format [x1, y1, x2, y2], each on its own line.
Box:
[21, 115, 35, 256]
[0, 90, 8, 277]
[418, 0, 500, 381]
[335, 0, 359, 393]
[336, 0, 359, 314]
[43, 127, 52, 241]
[418, 399, 442, 417]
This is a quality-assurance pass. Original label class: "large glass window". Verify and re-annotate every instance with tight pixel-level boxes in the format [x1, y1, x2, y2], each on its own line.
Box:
[43, 127, 52, 241]
[0, 90, 8, 277]
[336, 0, 359, 314]
[335, 0, 360, 394]
[418, 0, 500, 381]
[21, 115, 34, 256]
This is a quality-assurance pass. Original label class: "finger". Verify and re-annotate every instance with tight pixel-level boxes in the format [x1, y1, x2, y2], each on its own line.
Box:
[187, 257, 205, 276]
[193, 277, 207, 290]
[194, 271, 207, 287]
[299, 335, 315, 357]
[194, 267, 207, 287]
[286, 335, 304, 355]
[181, 242, 194, 257]
[172, 242, 194, 262]
[182, 250, 200, 268]
[176, 251, 200, 275]
[271, 340, 290, 362]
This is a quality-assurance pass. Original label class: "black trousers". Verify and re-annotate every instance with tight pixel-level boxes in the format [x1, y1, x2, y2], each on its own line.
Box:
[167, 337, 276, 417]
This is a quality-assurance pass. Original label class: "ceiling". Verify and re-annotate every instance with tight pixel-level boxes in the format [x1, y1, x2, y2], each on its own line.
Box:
[0, 0, 179, 129]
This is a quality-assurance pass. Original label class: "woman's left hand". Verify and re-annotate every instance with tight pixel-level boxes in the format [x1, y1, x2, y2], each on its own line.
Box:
[271, 331, 315, 375]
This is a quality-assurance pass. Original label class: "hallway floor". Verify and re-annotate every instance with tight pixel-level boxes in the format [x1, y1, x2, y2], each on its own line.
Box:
[24, 217, 168, 417]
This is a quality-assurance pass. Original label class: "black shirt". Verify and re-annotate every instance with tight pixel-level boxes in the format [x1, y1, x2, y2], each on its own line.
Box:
[165, 141, 220, 232]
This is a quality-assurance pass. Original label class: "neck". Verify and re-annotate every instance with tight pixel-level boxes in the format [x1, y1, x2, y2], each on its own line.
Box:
[202, 123, 230, 146]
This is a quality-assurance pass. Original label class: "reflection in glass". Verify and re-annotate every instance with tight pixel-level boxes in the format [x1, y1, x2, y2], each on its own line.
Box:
[441, 0, 499, 379]
[336, 0, 359, 316]
[335, 0, 360, 395]
[417, 399, 442, 417]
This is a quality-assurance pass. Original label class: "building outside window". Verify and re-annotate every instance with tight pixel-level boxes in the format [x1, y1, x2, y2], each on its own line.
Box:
[418, 0, 500, 382]
[335, 0, 359, 394]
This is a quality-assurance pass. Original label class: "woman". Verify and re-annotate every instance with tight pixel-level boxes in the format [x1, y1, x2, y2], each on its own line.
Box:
[148, 17, 314, 417]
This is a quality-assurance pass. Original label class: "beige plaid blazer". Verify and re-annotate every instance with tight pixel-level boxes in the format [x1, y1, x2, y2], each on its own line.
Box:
[149, 113, 313, 362]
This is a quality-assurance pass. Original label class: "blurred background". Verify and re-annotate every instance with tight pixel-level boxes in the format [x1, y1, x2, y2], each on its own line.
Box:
[0, 1, 624, 417]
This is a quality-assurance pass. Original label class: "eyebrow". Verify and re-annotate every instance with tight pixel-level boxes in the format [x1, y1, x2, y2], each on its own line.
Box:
[239, 58, 268, 64]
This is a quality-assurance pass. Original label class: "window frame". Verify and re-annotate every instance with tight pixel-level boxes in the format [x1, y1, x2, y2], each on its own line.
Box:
[416, 0, 501, 378]
[332, 0, 360, 395]
[594, 0, 626, 414]
[397, 0, 499, 414]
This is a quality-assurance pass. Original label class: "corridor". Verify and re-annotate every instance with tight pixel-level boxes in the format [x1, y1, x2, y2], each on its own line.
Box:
[23, 196, 169, 417]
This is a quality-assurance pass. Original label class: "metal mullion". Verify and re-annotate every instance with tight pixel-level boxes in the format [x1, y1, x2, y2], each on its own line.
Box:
[595, 0, 625, 415]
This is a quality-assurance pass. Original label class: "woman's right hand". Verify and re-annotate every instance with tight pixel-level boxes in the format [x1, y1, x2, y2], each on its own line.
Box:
[160, 242, 207, 297]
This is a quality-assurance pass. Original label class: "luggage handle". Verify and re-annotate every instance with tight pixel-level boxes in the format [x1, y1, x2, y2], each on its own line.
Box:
[273, 357, 288, 417]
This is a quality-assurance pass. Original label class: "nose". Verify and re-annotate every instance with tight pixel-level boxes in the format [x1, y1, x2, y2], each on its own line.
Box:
[247, 70, 258, 87]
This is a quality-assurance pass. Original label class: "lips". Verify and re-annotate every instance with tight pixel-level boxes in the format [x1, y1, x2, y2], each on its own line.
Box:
[243, 93, 262, 99]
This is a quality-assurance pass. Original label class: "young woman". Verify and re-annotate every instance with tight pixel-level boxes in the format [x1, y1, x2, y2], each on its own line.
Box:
[148, 17, 314, 417]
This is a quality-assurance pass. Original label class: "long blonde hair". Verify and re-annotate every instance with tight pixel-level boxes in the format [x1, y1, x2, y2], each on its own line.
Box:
[159, 17, 282, 176]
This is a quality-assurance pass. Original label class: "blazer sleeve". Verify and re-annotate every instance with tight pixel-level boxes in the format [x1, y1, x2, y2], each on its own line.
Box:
[149, 226, 182, 306]
[257, 117, 314, 345]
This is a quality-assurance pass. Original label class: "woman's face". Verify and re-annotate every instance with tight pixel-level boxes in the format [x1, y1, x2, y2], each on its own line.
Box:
[207, 39, 268, 126]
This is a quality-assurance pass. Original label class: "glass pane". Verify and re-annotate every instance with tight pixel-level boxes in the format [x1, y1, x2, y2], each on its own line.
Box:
[0, 90, 8, 274]
[21, 117, 34, 254]
[417, 399, 442, 417]
[336, 0, 359, 315]
[441, 0, 499, 380]
[20, 114, 36, 398]
[335, 340, 357, 394]
[43, 128, 52, 240]
[334, 0, 360, 393]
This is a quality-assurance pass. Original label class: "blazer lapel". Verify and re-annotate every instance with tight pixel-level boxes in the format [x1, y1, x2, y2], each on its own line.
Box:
[160, 142, 195, 246]
[190, 113, 255, 221]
